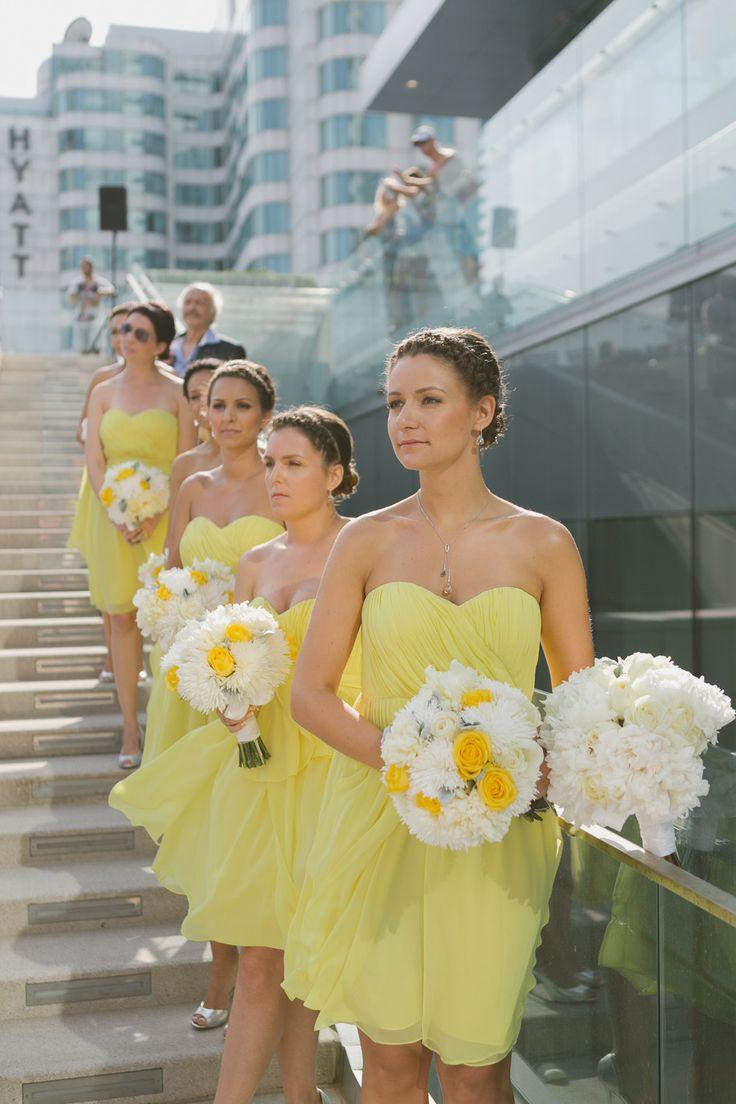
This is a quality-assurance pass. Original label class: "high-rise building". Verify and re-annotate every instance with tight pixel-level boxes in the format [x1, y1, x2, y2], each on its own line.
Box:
[0, 5, 479, 351]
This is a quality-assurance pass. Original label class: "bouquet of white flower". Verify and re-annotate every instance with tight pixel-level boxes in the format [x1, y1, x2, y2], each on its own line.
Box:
[133, 559, 235, 652]
[162, 601, 292, 767]
[100, 461, 169, 532]
[137, 551, 167, 590]
[541, 653, 735, 856]
[381, 660, 544, 850]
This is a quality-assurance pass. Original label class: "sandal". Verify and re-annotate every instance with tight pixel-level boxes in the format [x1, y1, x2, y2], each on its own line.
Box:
[118, 752, 141, 770]
[98, 669, 114, 683]
[191, 1002, 229, 1030]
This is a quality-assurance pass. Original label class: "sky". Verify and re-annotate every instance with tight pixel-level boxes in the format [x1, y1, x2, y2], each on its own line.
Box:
[1, 2, 218, 99]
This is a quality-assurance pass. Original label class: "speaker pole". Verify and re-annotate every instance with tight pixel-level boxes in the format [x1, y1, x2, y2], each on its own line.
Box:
[111, 229, 118, 307]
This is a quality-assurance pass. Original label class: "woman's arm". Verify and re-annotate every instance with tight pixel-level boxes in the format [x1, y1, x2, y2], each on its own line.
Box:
[164, 474, 196, 568]
[84, 388, 108, 497]
[291, 520, 384, 769]
[537, 522, 595, 686]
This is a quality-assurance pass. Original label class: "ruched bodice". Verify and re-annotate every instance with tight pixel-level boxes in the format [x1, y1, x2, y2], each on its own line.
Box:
[360, 583, 541, 728]
[100, 408, 178, 473]
[179, 515, 281, 569]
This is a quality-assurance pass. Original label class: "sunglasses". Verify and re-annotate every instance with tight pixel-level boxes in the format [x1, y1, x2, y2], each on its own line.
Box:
[120, 322, 153, 343]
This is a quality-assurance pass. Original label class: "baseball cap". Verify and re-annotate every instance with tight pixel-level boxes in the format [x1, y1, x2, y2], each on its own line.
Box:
[411, 124, 436, 145]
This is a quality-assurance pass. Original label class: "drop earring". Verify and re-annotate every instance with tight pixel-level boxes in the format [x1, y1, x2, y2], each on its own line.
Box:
[476, 432, 485, 450]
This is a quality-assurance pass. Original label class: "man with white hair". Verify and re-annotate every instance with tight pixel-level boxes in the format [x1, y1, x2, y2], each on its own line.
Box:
[170, 282, 246, 377]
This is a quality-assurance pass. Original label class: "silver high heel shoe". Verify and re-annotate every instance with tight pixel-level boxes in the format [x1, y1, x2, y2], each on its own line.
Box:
[191, 1002, 229, 1030]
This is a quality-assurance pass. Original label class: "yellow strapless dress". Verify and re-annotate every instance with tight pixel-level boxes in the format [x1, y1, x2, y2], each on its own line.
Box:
[77, 409, 179, 615]
[67, 468, 94, 565]
[141, 516, 283, 767]
[110, 598, 361, 949]
[283, 582, 561, 1067]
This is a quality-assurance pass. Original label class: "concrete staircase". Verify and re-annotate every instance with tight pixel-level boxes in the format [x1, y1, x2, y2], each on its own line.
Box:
[0, 355, 349, 1104]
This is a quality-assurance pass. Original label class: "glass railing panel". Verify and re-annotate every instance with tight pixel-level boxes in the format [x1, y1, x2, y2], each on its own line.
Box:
[659, 875, 736, 1103]
[513, 828, 660, 1103]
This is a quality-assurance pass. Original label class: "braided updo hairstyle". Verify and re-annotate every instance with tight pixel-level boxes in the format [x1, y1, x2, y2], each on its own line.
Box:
[386, 327, 507, 449]
[207, 359, 277, 413]
[268, 405, 359, 501]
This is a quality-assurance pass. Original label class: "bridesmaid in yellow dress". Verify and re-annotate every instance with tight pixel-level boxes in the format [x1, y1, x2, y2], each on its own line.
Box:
[140, 360, 282, 1033]
[284, 328, 595, 1104]
[85, 301, 196, 768]
[110, 406, 360, 1104]
[69, 302, 130, 681]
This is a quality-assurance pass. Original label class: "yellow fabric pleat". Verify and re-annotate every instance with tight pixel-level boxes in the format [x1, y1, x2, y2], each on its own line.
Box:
[72, 409, 179, 615]
[141, 515, 282, 767]
[110, 598, 361, 949]
[283, 582, 561, 1067]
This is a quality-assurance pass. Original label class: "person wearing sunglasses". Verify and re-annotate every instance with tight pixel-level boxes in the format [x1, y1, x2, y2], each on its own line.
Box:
[81, 301, 197, 768]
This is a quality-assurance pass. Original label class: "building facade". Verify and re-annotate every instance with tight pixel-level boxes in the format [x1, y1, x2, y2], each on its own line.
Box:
[0, 4, 478, 352]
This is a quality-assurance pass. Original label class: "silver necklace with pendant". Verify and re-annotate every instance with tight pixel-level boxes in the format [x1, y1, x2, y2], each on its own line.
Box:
[416, 493, 492, 597]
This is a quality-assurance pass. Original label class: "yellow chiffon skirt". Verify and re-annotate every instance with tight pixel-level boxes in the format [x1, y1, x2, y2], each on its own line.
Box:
[284, 751, 561, 1066]
[140, 666, 207, 768]
[110, 719, 330, 949]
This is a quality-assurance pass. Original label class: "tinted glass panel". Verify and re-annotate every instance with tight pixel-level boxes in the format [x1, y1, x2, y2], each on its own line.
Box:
[587, 293, 691, 518]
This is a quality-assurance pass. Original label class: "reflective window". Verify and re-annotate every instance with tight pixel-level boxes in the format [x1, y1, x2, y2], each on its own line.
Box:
[321, 226, 361, 264]
[174, 145, 224, 168]
[52, 51, 164, 79]
[318, 2, 386, 38]
[173, 70, 221, 95]
[319, 57, 363, 95]
[587, 293, 691, 519]
[247, 253, 291, 273]
[246, 201, 290, 235]
[246, 149, 290, 185]
[175, 183, 227, 206]
[251, 46, 288, 81]
[320, 112, 386, 150]
[321, 170, 382, 207]
[59, 168, 166, 195]
[60, 207, 167, 234]
[251, 0, 287, 28]
[175, 220, 225, 244]
[54, 89, 165, 117]
[58, 129, 165, 156]
[60, 246, 168, 270]
[173, 108, 223, 132]
[250, 97, 289, 132]
[175, 258, 225, 271]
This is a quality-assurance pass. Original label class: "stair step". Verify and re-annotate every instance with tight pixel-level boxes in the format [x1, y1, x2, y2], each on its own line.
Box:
[0, 495, 78, 510]
[0, 646, 108, 682]
[0, 752, 128, 807]
[0, 678, 149, 722]
[0, 592, 95, 618]
[0, 529, 80, 548]
[0, 802, 155, 866]
[0, 617, 104, 648]
[0, 569, 89, 593]
[0, 712, 144, 759]
[0, 511, 76, 529]
[0, 856, 187, 936]
[0, 1005, 340, 1104]
[0, 549, 83, 570]
[0, 922, 208, 1020]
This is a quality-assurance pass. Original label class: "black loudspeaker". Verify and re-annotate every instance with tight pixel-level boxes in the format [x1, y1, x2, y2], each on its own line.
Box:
[491, 206, 517, 249]
[99, 186, 128, 232]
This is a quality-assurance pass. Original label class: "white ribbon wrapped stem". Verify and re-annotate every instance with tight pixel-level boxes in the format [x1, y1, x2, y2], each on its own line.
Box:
[637, 814, 677, 858]
[223, 700, 260, 743]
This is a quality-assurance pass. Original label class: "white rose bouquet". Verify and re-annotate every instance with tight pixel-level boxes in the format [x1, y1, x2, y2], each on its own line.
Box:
[162, 601, 292, 767]
[137, 551, 167, 590]
[541, 653, 735, 856]
[100, 461, 169, 532]
[133, 559, 235, 652]
[381, 660, 545, 850]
